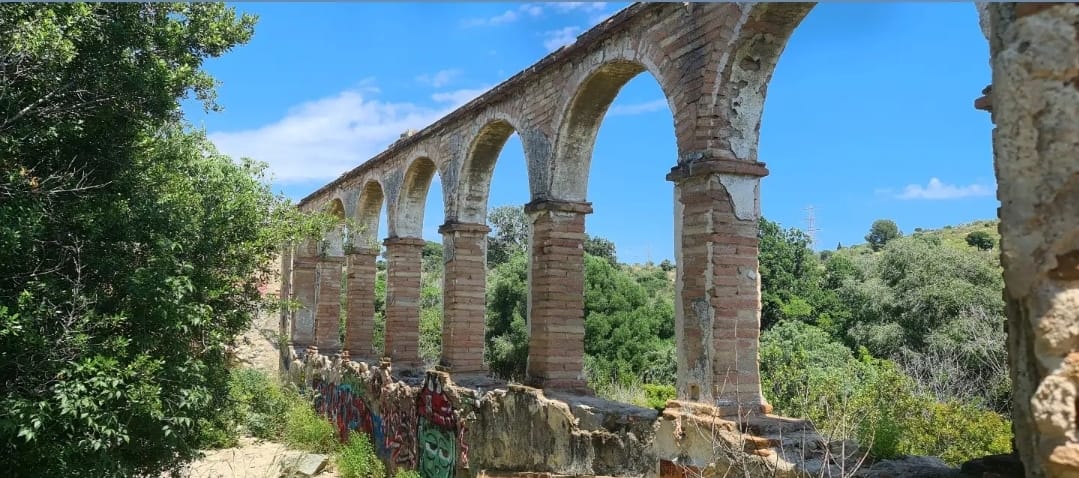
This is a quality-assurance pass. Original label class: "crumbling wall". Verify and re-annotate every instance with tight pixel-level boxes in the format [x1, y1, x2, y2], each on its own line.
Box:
[287, 350, 856, 478]
[988, 3, 1079, 477]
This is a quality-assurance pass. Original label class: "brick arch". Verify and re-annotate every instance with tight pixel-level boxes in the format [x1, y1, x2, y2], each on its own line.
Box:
[323, 198, 348, 256]
[353, 179, 385, 249]
[550, 59, 676, 201]
[396, 156, 439, 238]
[710, 3, 991, 164]
[325, 197, 346, 219]
[702, 3, 813, 163]
[457, 118, 526, 224]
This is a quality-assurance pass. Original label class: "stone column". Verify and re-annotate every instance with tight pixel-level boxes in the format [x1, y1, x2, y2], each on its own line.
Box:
[383, 236, 425, 368]
[986, 4, 1079, 476]
[438, 221, 492, 373]
[314, 255, 345, 352]
[524, 199, 592, 392]
[345, 248, 379, 360]
[667, 158, 770, 412]
[291, 240, 319, 348]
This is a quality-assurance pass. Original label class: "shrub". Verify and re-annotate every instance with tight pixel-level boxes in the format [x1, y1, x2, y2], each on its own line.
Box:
[643, 384, 676, 411]
[895, 400, 1012, 465]
[228, 368, 296, 439]
[283, 399, 339, 454]
[337, 432, 385, 478]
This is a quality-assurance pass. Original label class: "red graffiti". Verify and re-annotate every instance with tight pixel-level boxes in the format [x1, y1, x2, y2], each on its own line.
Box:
[381, 390, 417, 468]
[417, 374, 455, 428]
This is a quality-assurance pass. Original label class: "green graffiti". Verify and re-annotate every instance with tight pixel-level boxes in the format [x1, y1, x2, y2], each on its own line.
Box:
[418, 418, 456, 478]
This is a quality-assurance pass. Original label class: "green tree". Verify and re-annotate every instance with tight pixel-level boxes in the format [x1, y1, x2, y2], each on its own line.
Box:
[0, 4, 279, 475]
[483, 249, 530, 379]
[584, 235, 618, 266]
[486, 205, 529, 268]
[965, 230, 995, 250]
[865, 219, 902, 251]
[757, 218, 836, 329]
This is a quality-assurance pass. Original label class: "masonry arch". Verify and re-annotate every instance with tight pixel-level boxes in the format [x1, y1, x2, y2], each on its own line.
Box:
[353, 179, 385, 250]
[551, 59, 677, 201]
[457, 118, 528, 225]
[716, 0, 992, 407]
[713, 3, 991, 164]
[396, 156, 439, 239]
[323, 198, 348, 256]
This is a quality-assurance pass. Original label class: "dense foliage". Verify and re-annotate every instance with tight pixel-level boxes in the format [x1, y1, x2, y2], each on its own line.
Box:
[0, 4, 333, 476]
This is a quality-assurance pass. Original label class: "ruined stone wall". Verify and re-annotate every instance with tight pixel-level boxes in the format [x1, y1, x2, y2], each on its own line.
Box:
[987, 3, 1079, 477]
[287, 350, 856, 478]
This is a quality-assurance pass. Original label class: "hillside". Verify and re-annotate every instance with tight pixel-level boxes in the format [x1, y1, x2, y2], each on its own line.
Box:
[837, 218, 1001, 255]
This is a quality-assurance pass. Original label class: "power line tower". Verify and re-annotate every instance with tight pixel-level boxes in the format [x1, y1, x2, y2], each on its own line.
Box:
[804, 205, 821, 249]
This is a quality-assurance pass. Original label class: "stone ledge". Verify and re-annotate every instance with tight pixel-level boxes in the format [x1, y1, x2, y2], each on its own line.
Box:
[666, 158, 770, 182]
[383, 236, 426, 247]
[438, 221, 493, 235]
[346, 247, 379, 257]
[524, 199, 595, 215]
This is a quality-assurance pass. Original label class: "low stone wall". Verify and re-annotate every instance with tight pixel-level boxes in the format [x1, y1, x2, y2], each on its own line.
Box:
[286, 349, 858, 478]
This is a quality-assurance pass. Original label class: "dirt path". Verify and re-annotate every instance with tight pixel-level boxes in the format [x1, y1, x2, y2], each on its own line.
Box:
[181, 309, 342, 478]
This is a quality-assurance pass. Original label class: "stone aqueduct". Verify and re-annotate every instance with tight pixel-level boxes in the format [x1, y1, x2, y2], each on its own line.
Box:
[279, 3, 1079, 477]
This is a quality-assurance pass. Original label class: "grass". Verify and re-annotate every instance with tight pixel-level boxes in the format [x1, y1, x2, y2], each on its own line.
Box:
[282, 399, 339, 454]
[337, 432, 385, 478]
[592, 379, 676, 411]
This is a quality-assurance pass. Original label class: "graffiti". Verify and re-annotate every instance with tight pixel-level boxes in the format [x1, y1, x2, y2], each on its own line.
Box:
[418, 418, 456, 478]
[312, 378, 377, 444]
[416, 373, 467, 478]
[308, 372, 471, 478]
[382, 390, 418, 468]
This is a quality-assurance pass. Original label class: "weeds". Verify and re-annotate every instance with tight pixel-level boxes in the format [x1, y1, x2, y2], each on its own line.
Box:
[337, 432, 385, 478]
[282, 395, 339, 454]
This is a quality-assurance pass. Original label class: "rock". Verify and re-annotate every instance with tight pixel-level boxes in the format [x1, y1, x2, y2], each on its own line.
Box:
[279, 452, 329, 477]
[856, 455, 962, 478]
[960, 453, 1024, 477]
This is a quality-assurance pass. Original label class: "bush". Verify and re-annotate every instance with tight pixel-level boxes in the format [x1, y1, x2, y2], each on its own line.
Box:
[643, 384, 676, 411]
[337, 432, 385, 478]
[761, 321, 1012, 464]
[894, 400, 1012, 465]
[228, 368, 296, 439]
[283, 398, 340, 454]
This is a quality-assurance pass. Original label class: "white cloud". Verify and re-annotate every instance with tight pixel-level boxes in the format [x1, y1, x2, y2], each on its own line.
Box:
[416, 68, 463, 88]
[551, 2, 607, 13]
[462, 8, 520, 27]
[463, 3, 606, 27]
[608, 99, 668, 116]
[542, 26, 582, 52]
[521, 4, 544, 17]
[895, 177, 994, 200]
[430, 86, 490, 108]
[207, 85, 486, 183]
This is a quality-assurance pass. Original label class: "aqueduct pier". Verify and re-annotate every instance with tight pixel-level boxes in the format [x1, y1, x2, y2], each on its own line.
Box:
[279, 3, 1079, 477]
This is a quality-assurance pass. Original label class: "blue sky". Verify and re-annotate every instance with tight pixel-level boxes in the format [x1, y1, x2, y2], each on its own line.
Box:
[183, 2, 996, 264]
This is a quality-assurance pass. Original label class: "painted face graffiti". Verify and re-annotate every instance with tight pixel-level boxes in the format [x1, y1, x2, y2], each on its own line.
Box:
[418, 418, 456, 478]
